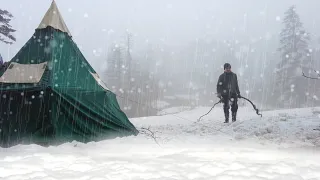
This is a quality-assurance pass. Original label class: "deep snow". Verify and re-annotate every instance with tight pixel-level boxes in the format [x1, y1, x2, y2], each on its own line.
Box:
[0, 105, 320, 180]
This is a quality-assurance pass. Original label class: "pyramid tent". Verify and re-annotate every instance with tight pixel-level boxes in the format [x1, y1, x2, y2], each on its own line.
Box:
[0, 1, 138, 147]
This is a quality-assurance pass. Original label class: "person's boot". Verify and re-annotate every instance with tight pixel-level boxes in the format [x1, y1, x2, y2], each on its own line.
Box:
[232, 112, 237, 122]
[224, 111, 229, 123]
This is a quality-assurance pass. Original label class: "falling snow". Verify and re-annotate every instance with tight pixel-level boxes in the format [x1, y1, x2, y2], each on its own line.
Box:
[0, 1, 319, 179]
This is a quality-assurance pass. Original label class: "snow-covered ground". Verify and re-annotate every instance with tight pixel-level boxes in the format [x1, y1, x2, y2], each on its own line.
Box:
[1, 105, 320, 180]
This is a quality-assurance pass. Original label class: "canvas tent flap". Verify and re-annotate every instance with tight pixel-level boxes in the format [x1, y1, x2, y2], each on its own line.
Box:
[37, 1, 71, 36]
[90, 72, 110, 91]
[0, 62, 48, 83]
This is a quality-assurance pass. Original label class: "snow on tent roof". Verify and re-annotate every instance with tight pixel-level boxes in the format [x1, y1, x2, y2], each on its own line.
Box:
[90, 72, 110, 91]
[0, 62, 47, 83]
[36, 0, 71, 36]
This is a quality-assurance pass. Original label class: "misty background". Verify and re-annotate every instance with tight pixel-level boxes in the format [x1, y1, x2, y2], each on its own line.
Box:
[2, 0, 320, 117]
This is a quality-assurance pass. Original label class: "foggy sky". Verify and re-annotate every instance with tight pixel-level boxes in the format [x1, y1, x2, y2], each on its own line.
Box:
[1, 0, 320, 72]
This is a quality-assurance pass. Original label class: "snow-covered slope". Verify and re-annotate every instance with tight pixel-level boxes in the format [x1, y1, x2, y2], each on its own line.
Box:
[0, 106, 320, 180]
[132, 106, 320, 147]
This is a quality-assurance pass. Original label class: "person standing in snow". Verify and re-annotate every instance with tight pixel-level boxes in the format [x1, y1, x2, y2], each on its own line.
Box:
[216, 63, 241, 123]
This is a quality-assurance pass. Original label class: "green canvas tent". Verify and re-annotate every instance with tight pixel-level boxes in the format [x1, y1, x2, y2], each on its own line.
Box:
[0, 1, 138, 147]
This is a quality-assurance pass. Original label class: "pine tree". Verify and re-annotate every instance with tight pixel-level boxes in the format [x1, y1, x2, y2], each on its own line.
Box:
[0, 9, 16, 44]
[274, 5, 312, 108]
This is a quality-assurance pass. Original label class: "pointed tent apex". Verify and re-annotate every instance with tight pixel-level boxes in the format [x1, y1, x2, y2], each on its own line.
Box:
[37, 0, 72, 36]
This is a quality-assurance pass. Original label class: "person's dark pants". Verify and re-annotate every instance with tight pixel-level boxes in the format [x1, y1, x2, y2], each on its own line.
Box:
[221, 95, 238, 122]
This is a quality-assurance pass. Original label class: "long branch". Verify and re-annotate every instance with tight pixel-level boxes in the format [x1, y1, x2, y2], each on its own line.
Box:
[140, 126, 160, 146]
[302, 72, 320, 80]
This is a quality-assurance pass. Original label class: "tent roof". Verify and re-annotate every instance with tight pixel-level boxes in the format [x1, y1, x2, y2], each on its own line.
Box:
[37, 0, 71, 36]
[0, 62, 47, 83]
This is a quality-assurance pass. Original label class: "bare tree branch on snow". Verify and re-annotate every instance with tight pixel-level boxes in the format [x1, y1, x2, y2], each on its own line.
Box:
[139, 126, 161, 146]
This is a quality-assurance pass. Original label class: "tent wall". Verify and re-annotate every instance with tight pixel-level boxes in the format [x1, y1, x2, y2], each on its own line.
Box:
[0, 89, 52, 147]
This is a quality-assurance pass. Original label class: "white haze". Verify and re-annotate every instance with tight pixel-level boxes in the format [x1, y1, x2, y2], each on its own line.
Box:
[1, 0, 320, 68]
[2, 0, 320, 116]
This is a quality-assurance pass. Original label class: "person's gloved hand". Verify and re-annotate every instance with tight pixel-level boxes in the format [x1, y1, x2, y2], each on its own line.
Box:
[237, 94, 242, 98]
[217, 93, 222, 99]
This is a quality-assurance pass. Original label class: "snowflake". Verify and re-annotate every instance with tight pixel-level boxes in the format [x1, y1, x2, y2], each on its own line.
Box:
[68, 8, 72, 12]
[108, 29, 115, 34]
[313, 95, 318, 100]
[119, 89, 124, 93]
[309, 49, 313, 53]
[84, 13, 89, 18]
[276, 16, 281, 21]
[49, 39, 58, 48]
[219, 82, 223, 85]
[286, 54, 289, 58]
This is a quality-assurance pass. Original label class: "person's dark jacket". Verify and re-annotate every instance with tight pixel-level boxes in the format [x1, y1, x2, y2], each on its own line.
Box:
[217, 71, 240, 97]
